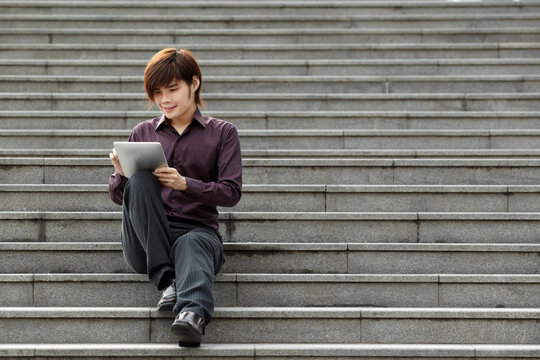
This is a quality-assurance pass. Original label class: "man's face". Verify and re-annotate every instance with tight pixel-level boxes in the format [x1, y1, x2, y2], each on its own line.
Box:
[153, 78, 198, 122]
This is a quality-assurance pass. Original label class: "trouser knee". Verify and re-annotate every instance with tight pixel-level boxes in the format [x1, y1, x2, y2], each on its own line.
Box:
[126, 171, 159, 192]
[123, 171, 161, 205]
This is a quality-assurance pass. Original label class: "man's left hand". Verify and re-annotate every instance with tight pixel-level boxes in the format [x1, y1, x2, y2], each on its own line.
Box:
[153, 166, 188, 191]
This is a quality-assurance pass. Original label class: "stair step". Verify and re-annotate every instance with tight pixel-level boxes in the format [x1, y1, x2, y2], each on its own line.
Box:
[3, 92, 540, 112]
[0, 241, 538, 275]
[2, 1, 539, 15]
[1, 343, 539, 359]
[1, 273, 538, 308]
[2, 27, 539, 44]
[6, 184, 540, 213]
[242, 149, 540, 158]
[4, 13, 540, 29]
[7, 148, 540, 159]
[2, 59, 539, 76]
[0, 306, 538, 344]
[4, 158, 540, 185]
[5, 211, 540, 244]
[7, 128, 540, 150]
[1, 42, 538, 60]
[2, 110, 540, 130]
[4, 75, 540, 93]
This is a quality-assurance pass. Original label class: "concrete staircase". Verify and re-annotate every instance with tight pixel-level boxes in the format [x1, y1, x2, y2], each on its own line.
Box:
[0, 0, 539, 358]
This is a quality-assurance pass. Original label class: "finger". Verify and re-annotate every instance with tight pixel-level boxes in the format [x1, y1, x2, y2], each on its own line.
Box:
[154, 167, 172, 175]
[154, 173, 169, 180]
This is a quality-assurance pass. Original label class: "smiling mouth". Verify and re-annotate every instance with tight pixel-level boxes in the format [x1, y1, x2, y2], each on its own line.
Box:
[163, 105, 177, 112]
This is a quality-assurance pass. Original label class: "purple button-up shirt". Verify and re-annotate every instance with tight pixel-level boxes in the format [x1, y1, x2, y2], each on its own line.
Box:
[108, 108, 242, 233]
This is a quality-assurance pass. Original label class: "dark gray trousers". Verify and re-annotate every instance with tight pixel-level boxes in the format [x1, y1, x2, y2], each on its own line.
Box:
[121, 171, 224, 324]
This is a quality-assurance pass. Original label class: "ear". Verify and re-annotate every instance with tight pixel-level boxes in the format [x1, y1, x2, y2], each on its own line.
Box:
[191, 76, 200, 92]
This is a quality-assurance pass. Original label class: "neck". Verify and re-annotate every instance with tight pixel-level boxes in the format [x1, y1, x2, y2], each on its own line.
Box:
[168, 103, 197, 127]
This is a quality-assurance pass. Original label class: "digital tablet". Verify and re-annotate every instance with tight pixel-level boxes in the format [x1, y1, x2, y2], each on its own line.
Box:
[113, 141, 168, 178]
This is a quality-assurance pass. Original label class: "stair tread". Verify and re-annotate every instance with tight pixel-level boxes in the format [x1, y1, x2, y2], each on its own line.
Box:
[3, 58, 540, 64]
[6, 183, 540, 192]
[6, 157, 540, 166]
[1, 306, 539, 318]
[6, 149, 540, 158]
[1, 343, 539, 358]
[2, 42, 540, 50]
[4, 13, 540, 20]
[1, 272, 539, 283]
[6, 210, 540, 219]
[0, 241, 537, 252]
[2, 26, 539, 33]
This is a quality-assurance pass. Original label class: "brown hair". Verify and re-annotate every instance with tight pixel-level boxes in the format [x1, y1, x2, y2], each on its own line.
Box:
[143, 48, 204, 108]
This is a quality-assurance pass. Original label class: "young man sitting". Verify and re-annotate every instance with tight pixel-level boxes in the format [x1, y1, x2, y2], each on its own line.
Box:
[108, 48, 242, 347]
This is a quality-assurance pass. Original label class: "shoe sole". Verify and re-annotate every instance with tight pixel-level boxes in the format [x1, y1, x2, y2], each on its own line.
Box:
[156, 300, 175, 312]
[178, 340, 201, 348]
[170, 322, 202, 347]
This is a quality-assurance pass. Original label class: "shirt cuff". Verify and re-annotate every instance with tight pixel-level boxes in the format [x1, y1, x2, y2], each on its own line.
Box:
[112, 172, 128, 188]
[183, 176, 202, 199]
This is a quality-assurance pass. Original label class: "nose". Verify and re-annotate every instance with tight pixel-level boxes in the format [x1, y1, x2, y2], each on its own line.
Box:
[160, 92, 171, 105]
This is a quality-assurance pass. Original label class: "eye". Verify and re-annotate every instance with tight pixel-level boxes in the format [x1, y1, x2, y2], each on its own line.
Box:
[153, 90, 161, 95]
[170, 87, 177, 92]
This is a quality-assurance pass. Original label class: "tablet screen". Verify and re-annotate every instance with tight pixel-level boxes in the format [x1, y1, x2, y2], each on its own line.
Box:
[113, 142, 168, 178]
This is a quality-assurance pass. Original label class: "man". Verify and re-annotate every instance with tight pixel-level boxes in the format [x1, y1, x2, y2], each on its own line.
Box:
[108, 48, 242, 347]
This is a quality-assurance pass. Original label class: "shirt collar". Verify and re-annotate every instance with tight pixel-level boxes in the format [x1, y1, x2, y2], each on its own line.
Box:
[155, 107, 206, 131]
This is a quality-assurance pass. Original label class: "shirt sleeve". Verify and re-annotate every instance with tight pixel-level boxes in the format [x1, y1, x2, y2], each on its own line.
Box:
[183, 125, 242, 207]
[107, 131, 135, 205]
[108, 171, 128, 205]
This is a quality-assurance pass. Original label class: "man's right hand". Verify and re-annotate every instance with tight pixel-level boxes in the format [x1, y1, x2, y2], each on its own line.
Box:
[109, 148, 125, 177]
